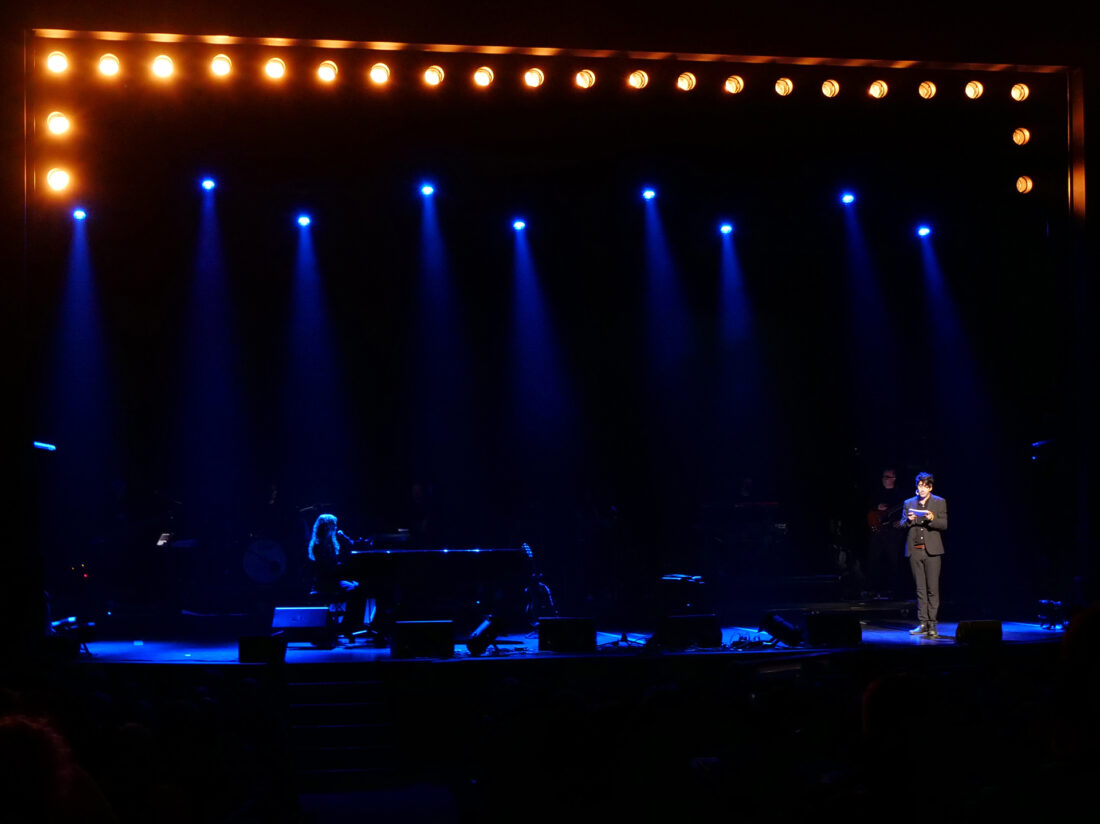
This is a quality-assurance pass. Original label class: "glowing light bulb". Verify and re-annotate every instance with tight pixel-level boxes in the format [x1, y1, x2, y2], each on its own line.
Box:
[719, 223, 733, 235]
[1011, 83, 1030, 101]
[1012, 128, 1031, 145]
[575, 69, 596, 89]
[724, 75, 744, 94]
[46, 168, 71, 191]
[152, 55, 174, 78]
[868, 80, 888, 99]
[918, 81, 937, 99]
[524, 68, 545, 87]
[265, 58, 286, 79]
[821, 79, 840, 98]
[369, 63, 390, 84]
[676, 72, 696, 91]
[628, 70, 649, 89]
[46, 111, 70, 135]
[46, 52, 68, 73]
[1016, 175, 1034, 194]
[211, 54, 232, 76]
[474, 66, 494, 87]
[775, 77, 793, 96]
[965, 80, 984, 99]
[424, 65, 444, 86]
[98, 54, 120, 76]
[318, 60, 337, 82]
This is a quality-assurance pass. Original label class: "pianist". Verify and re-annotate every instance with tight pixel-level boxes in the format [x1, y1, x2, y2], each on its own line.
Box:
[306, 513, 364, 638]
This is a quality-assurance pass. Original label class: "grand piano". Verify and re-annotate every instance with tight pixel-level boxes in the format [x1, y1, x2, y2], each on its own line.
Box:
[347, 543, 535, 631]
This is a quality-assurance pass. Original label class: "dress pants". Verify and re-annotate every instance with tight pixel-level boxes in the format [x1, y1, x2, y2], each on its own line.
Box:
[909, 546, 941, 623]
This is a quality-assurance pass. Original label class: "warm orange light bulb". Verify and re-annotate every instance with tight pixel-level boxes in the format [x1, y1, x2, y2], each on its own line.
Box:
[46, 111, 70, 135]
[46, 52, 68, 73]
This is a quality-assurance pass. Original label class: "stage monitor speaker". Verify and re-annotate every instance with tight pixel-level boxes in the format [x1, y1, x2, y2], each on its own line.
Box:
[272, 606, 334, 648]
[805, 612, 863, 647]
[238, 634, 288, 663]
[956, 619, 1002, 646]
[652, 613, 722, 650]
[392, 620, 454, 659]
[538, 617, 596, 653]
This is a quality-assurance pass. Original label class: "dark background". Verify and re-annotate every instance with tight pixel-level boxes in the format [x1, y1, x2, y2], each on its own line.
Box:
[7, 1, 1095, 639]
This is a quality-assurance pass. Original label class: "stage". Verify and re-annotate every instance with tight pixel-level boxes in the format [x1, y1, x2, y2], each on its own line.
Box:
[79, 618, 1059, 664]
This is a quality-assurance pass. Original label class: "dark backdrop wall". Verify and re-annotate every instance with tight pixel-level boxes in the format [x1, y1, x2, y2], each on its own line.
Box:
[12, 1, 1094, 635]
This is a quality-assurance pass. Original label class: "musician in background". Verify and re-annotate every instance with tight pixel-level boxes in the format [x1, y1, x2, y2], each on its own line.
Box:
[307, 513, 365, 638]
[865, 467, 905, 599]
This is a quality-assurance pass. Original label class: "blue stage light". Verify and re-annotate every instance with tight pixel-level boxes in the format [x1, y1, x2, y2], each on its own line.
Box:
[33, 441, 57, 451]
[72, 208, 87, 220]
[642, 188, 656, 200]
[420, 183, 435, 196]
[917, 224, 932, 237]
[513, 219, 526, 231]
[201, 177, 216, 191]
[841, 192, 855, 204]
[719, 222, 733, 235]
[297, 214, 311, 227]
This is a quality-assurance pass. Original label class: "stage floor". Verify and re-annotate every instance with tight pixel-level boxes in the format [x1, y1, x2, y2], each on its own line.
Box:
[79, 620, 1063, 665]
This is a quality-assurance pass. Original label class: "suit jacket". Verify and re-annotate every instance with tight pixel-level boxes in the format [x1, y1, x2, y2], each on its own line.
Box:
[900, 494, 948, 557]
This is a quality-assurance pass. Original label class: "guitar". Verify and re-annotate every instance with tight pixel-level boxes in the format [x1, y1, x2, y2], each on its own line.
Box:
[867, 503, 904, 533]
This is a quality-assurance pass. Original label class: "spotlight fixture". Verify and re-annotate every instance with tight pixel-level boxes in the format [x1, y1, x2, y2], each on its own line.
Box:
[466, 616, 502, 656]
[917, 225, 932, 237]
[719, 223, 733, 235]
[821, 79, 840, 98]
[1016, 175, 1034, 194]
[840, 192, 856, 205]
[642, 188, 656, 200]
[46, 111, 70, 135]
[98, 54, 120, 76]
[1011, 83, 1030, 102]
[297, 214, 311, 227]
[628, 70, 649, 89]
[918, 81, 937, 99]
[524, 68, 545, 88]
[868, 80, 888, 99]
[724, 75, 745, 94]
[46, 168, 71, 191]
[775, 77, 793, 96]
[760, 613, 803, 647]
[1012, 128, 1031, 145]
[73, 208, 87, 220]
[473, 66, 494, 87]
[369, 63, 391, 85]
[317, 60, 338, 83]
[201, 177, 216, 191]
[46, 51, 68, 73]
[575, 69, 596, 89]
[211, 54, 232, 76]
[420, 183, 435, 196]
[265, 58, 286, 79]
[965, 80, 984, 99]
[424, 65, 445, 86]
[152, 55, 174, 78]
[513, 219, 526, 231]
[676, 72, 696, 91]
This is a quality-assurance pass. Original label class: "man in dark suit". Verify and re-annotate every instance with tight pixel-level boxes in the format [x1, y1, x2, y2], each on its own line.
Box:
[901, 472, 948, 637]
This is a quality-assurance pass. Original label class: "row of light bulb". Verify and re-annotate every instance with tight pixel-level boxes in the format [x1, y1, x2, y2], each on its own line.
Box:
[42, 51, 1033, 101]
